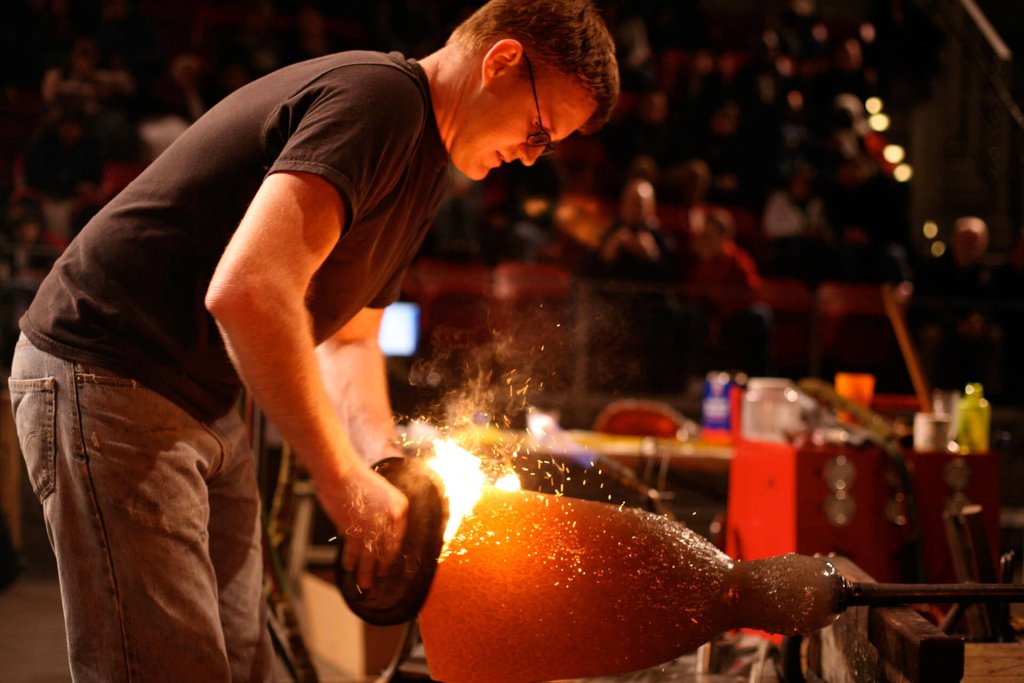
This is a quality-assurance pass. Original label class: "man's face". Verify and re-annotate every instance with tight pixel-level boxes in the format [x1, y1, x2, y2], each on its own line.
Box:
[449, 57, 596, 181]
[952, 224, 988, 268]
[619, 180, 655, 226]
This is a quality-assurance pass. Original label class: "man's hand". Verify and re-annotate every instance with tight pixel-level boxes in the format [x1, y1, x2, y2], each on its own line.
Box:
[322, 464, 409, 590]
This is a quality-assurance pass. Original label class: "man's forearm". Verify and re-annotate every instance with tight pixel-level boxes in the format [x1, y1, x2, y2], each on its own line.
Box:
[211, 290, 359, 487]
[205, 170, 361, 487]
[316, 335, 400, 465]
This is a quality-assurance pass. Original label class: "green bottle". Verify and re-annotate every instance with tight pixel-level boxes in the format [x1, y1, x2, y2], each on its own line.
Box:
[957, 383, 991, 454]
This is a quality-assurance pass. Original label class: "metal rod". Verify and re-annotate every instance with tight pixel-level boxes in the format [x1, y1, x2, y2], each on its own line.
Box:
[846, 582, 1024, 606]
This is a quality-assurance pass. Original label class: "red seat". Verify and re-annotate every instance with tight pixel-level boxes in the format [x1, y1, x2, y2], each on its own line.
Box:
[724, 205, 766, 266]
[491, 261, 571, 301]
[402, 260, 495, 370]
[756, 277, 813, 376]
[592, 399, 690, 439]
[97, 161, 147, 201]
[814, 281, 905, 385]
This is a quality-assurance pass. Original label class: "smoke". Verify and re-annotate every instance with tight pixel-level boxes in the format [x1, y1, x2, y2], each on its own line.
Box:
[408, 302, 571, 431]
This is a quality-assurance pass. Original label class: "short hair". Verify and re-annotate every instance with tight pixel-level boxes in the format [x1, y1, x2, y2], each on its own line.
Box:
[954, 215, 988, 237]
[706, 207, 736, 238]
[449, 0, 619, 134]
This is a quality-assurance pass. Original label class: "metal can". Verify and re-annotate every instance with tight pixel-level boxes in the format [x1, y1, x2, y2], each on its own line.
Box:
[702, 371, 743, 441]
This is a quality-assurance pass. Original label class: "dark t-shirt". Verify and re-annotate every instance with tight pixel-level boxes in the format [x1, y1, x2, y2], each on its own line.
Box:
[22, 51, 450, 421]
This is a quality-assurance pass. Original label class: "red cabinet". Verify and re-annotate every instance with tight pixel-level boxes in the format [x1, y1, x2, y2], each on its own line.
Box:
[725, 440, 1000, 583]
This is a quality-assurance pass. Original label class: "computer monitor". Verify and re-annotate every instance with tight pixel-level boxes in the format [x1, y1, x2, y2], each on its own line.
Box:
[378, 301, 420, 357]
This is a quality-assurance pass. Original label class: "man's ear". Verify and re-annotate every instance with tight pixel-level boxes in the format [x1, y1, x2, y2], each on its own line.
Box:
[481, 38, 525, 89]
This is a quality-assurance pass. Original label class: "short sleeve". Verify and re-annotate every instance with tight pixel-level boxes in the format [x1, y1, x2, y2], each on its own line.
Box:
[265, 64, 428, 228]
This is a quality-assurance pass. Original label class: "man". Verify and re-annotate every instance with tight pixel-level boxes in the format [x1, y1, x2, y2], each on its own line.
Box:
[8, 1, 619, 680]
[685, 207, 771, 375]
[914, 215, 1001, 394]
[591, 176, 677, 281]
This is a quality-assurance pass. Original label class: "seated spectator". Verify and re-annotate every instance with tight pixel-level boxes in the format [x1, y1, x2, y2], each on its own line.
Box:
[602, 86, 675, 169]
[777, 0, 828, 59]
[761, 161, 834, 284]
[994, 235, 1024, 401]
[23, 107, 103, 240]
[3, 197, 67, 281]
[806, 39, 877, 135]
[823, 153, 910, 284]
[41, 36, 139, 160]
[140, 53, 210, 160]
[914, 216, 1002, 394]
[658, 157, 713, 242]
[685, 207, 771, 375]
[96, 0, 161, 88]
[41, 37, 135, 119]
[578, 177, 687, 393]
[282, 6, 340, 65]
[585, 177, 677, 281]
[1, 199, 66, 357]
[690, 100, 761, 210]
[994, 233, 1024, 297]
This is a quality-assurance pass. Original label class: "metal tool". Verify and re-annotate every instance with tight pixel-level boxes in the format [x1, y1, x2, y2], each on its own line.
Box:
[841, 580, 1024, 608]
[334, 457, 448, 626]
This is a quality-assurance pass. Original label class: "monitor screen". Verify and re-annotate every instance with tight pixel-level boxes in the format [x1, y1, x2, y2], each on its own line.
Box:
[378, 301, 420, 357]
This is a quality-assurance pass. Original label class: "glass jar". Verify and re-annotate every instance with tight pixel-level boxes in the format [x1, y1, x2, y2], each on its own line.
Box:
[741, 377, 801, 442]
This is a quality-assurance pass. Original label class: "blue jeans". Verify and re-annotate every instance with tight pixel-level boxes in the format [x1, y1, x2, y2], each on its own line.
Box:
[9, 335, 272, 682]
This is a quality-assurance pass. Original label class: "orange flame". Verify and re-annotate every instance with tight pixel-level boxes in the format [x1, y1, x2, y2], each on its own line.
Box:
[427, 438, 521, 547]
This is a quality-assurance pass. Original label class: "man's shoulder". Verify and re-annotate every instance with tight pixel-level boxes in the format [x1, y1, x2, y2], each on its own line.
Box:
[301, 51, 423, 87]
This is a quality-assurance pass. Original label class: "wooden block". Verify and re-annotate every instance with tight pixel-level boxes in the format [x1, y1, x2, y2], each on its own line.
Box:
[962, 642, 1024, 681]
[812, 556, 964, 683]
[869, 606, 964, 682]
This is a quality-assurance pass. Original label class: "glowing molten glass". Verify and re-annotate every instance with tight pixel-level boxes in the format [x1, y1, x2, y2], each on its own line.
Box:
[419, 488, 844, 683]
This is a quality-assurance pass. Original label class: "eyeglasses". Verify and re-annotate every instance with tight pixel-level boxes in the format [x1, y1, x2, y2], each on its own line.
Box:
[523, 54, 557, 157]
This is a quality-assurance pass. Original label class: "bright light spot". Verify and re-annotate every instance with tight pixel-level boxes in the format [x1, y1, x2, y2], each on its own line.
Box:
[860, 22, 876, 44]
[923, 220, 938, 239]
[428, 439, 487, 543]
[932, 241, 947, 257]
[893, 163, 913, 182]
[522, 196, 551, 219]
[883, 144, 905, 164]
[494, 473, 521, 491]
[865, 97, 883, 114]
[869, 113, 890, 132]
[427, 439, 521, 545]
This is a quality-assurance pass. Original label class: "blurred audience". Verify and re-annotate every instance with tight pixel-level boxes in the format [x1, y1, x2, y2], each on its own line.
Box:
[994, 235, 1024, 401]
[585, 177, 677, 281]
[914, 216, 1003, 394]
[1, 198, 66, 358]
[823, 153, 910, 284]
[688, 100, 762, 210]
[22, 107, 103, 240]
[761, 161, 833, 284]
[3, 0, 1016, 401]
[684, 207, 771, 375]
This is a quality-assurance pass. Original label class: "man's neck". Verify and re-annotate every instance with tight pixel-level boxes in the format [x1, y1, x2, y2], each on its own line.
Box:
[419, 46, 474, 155]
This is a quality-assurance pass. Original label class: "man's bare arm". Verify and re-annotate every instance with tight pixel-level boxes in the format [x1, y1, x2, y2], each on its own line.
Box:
[316, 307, 403, 464]
[205, 171, 406, 588]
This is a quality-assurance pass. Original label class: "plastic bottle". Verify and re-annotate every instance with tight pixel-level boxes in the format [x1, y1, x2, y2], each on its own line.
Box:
[956, 382, 991, 454]
[420, 488, 845, 683]
[740, 377, 801, 442]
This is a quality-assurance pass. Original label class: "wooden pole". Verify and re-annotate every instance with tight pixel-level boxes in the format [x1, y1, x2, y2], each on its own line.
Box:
[881, 284, 932, 413]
